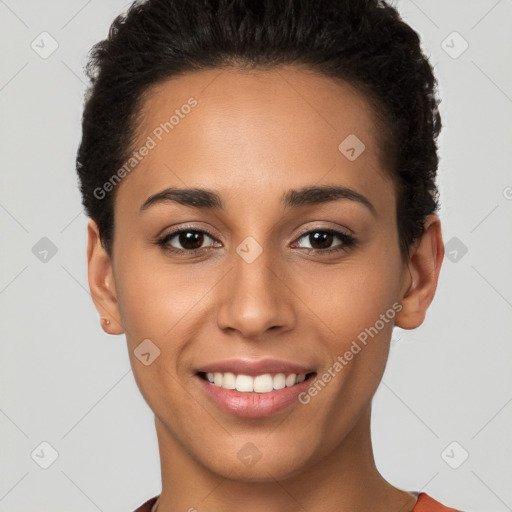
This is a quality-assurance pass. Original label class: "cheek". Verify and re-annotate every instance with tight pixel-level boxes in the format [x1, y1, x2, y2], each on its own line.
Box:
[310, 261, 400, 335]
[113, 249, 206, 342]
[309, 248, 402, 371]
[304, 261, 400, 430]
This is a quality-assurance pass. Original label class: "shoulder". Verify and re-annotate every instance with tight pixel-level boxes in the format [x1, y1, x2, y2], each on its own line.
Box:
[413, 492, 466, 512]
[133, 495, 159, 512]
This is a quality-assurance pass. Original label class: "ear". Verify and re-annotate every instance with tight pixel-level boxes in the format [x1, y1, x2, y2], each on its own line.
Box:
[395, 214, 444, 330]
[87, 219, 124, 335]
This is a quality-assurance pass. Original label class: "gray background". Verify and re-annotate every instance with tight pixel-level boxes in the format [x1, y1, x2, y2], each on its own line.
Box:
[1, 1, 511, 511]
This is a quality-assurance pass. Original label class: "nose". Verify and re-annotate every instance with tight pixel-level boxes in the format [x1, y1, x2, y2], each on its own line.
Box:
[216, 245, 297, 339]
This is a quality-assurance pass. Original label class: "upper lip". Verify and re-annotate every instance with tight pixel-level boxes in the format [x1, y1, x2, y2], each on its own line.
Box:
[195, 358, 315, 377]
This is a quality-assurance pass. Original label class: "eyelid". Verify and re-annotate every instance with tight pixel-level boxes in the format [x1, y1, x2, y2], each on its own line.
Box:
[291, 227, 356, 251]
[157, 225, 219, 249]
[156, 223, 357, 255]
[293, 222, 354, 238]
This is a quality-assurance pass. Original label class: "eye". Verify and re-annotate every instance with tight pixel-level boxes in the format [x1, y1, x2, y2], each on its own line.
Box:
[156, 226, 357, 256]
[293, 228, 356, 254]
[156, 227, 219, 254]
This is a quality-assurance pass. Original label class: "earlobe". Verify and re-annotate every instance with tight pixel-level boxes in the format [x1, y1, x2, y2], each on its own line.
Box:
[87, 219, 124, 335]
[395, 214, 444, 330]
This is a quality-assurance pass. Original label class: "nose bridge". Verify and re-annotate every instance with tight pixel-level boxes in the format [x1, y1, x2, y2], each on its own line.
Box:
[216, 237, 295, 337]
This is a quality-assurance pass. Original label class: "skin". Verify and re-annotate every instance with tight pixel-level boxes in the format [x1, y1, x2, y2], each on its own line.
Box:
[87, 67, 444, 512]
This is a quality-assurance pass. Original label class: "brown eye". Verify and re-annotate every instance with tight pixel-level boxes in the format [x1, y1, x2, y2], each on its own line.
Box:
[306, 231, 335, 250]
[157, 229, 218, 253]
[294, 228, 356, 254]
[175, 231, 206, 250]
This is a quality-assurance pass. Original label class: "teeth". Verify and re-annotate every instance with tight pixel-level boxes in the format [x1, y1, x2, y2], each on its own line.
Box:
[222, 372, 236, 389]
[236, 374, 254, 392]
[285, 373, 296, 387]
[213, 372, 223, 386]
[253, 374, 273, 393]
[205, 372, 307, 393]
[273, 373, 286, 390]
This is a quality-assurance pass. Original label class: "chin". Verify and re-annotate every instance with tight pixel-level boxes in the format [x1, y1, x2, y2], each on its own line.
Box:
[201, 441, 315, 482]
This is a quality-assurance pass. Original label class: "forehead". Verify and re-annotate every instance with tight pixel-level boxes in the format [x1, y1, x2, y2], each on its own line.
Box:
[118, 66, 393, 214]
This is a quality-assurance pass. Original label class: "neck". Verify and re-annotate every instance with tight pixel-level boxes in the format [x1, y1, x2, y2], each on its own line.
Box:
[153, 405, 417, 512]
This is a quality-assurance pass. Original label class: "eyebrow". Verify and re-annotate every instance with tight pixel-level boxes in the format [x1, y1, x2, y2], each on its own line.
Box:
[140, 184, 376, 216]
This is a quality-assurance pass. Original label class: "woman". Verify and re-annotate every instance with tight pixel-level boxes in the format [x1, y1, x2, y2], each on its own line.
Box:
[76, 0, 462, 510]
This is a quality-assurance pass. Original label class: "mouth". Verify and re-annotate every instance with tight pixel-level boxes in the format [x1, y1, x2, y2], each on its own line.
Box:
[195, 370, 318, 418]
[197, 371, 317, 393]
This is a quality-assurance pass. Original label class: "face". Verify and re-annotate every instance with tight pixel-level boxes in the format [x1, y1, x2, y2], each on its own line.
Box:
[89, 66, 431, 482]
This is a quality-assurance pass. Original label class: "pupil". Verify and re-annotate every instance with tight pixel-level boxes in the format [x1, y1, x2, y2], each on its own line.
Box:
[176, 231, 334, 251]
[180, 231, 203, 250]
[310, 232, 332, 249]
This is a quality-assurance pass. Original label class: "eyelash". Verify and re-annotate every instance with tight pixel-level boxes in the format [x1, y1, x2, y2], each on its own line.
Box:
[156, 226, 357, 256]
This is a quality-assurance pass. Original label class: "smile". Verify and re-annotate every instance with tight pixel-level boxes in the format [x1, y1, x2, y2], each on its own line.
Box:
[200, 371, 315, 393]
[196, 371, 317, 418]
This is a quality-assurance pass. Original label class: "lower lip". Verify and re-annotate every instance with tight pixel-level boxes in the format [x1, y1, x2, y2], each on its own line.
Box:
[196, 374, 315, 418]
